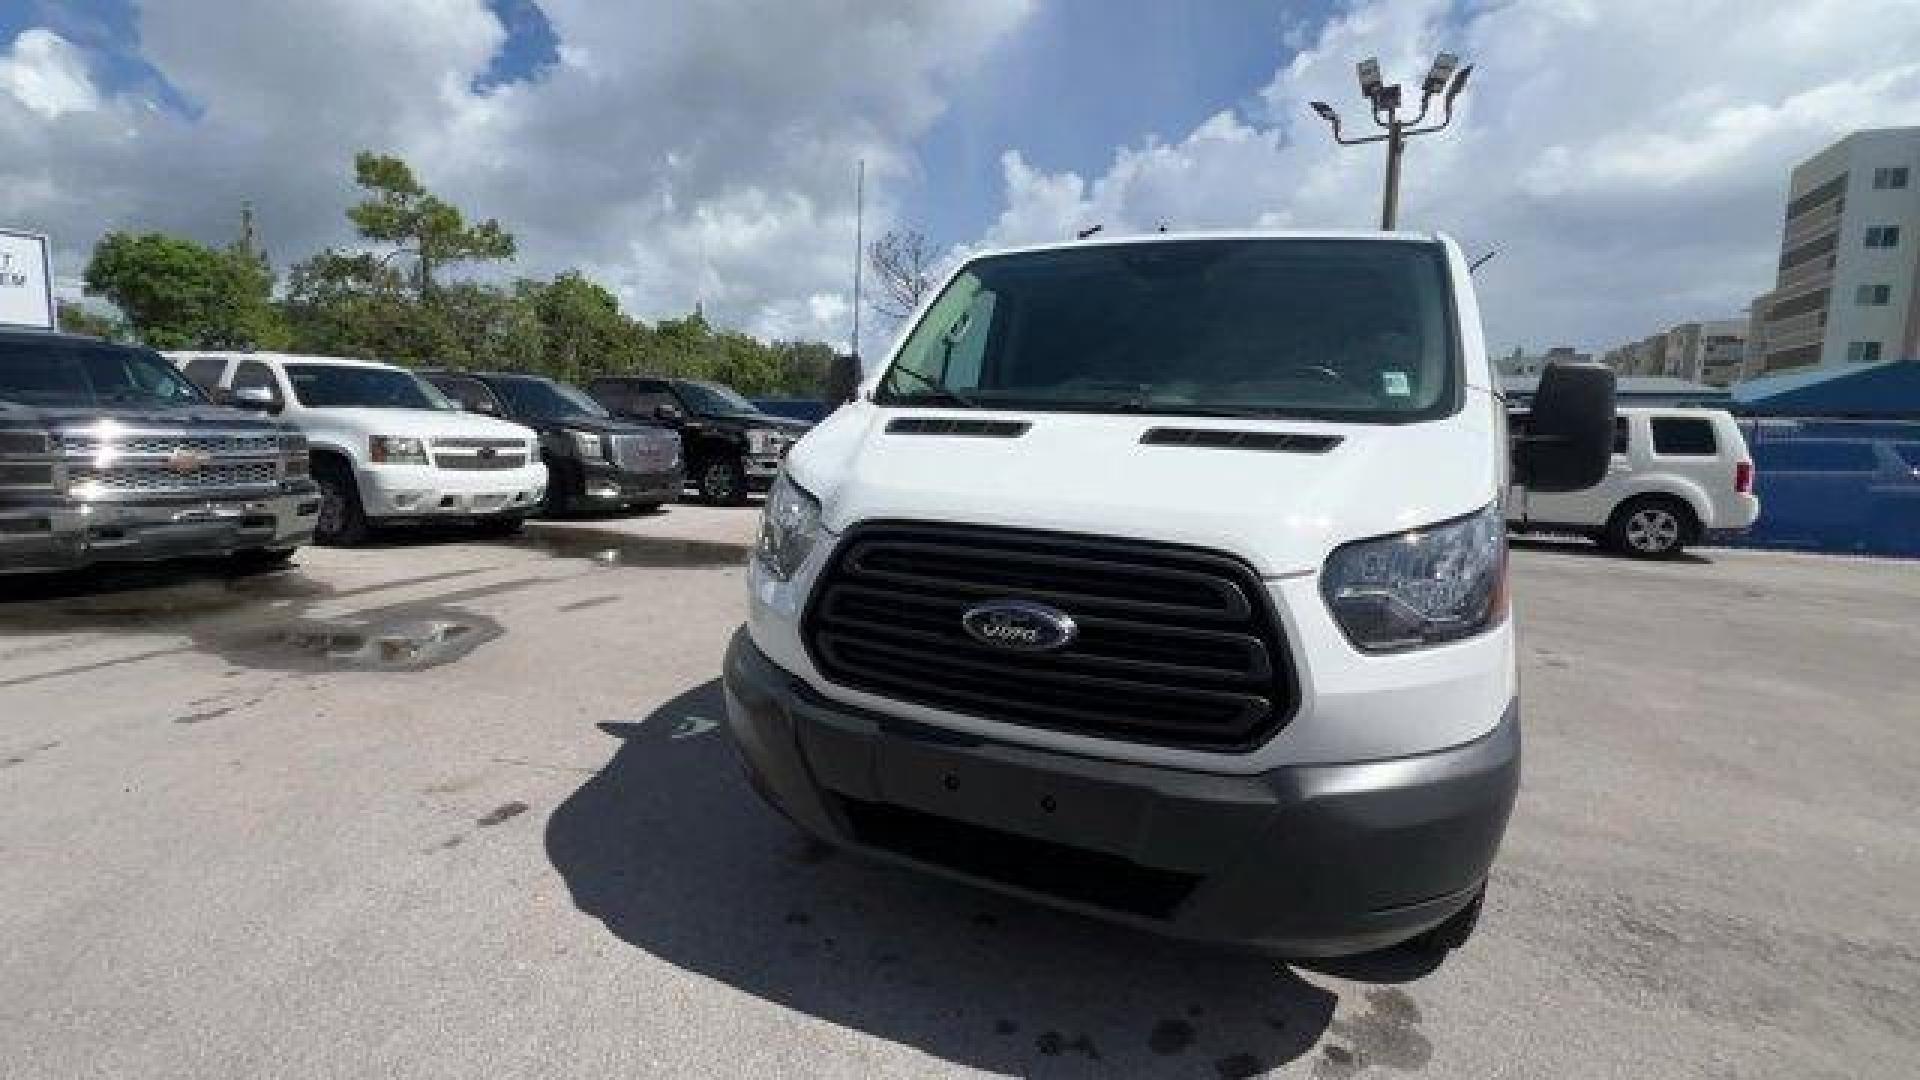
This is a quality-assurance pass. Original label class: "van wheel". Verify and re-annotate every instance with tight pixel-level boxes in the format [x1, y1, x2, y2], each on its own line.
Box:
[698, 457, 748, 505]
[312, 458, 370, 546]
[1605, 496, 1695, 559]
[1405, 886, 1484, 955]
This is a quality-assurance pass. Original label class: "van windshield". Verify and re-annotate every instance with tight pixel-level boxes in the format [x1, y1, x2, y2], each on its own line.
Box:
[877, 238, 1458, 422]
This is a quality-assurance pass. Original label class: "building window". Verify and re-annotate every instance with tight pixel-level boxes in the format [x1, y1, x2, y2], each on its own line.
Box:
[1873, 166, 1910, 189]
[1865, 226, 1901, 248]
[1856, 283, 1892, 306]
[1846, 341, 1883, 363]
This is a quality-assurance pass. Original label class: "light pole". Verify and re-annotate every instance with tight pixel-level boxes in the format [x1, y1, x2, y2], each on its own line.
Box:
[1310, 53, 1472, 230]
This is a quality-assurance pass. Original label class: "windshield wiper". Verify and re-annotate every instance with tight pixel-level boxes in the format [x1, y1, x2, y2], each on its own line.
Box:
[886, 365, 978, 408]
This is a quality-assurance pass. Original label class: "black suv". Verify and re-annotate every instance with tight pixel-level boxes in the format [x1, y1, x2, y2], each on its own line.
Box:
[585, 376, 809, 504]
[422, 370, 683, 515]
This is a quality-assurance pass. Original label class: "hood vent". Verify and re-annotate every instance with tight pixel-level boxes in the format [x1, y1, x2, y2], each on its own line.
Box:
[887, 416, 1031, 439]
[1140, 427, 1343, 454]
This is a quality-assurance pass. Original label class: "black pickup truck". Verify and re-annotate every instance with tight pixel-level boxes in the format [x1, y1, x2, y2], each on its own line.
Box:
[0, 330, 319, 574]
[585, 376, 810, 504]
[421, 370, 683, 515]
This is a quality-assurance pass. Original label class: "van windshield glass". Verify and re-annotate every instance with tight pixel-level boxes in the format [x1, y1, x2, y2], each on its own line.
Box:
[0, 338, 206, 409]
[286, 364, 440, 410]
[877, 239, 1457, 421]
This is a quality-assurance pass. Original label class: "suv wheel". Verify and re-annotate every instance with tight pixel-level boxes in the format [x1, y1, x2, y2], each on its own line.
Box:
[1606, 496, 1695, 559]
[313, 458, 370, 546]
[698, 457, 748, 505]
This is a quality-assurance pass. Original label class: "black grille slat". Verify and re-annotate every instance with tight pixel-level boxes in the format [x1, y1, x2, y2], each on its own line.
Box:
[887, 416, 1032, 438]
[1140, 427, 1342, 454]
[804, 521, 1295, 751]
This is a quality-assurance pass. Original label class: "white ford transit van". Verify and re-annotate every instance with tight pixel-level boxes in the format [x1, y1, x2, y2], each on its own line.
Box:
[722, 232, 1613, 958]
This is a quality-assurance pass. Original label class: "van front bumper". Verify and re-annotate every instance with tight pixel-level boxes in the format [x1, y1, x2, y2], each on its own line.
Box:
[0, 481, 321, 575]
[722, 628, 1520, 958]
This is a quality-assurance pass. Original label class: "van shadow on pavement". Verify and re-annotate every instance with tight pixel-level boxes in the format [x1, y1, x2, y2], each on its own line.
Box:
[546, 680, 1348, 1077]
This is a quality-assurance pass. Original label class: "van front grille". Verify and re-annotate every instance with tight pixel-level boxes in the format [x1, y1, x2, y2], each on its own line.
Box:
[803, 521, 1294, 751]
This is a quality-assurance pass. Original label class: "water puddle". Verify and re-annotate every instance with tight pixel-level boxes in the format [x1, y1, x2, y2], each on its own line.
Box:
[514, 526, 750, 568]
[212, 608, 504, 672]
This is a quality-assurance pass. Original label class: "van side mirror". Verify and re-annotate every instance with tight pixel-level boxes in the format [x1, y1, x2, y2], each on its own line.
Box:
[825, 353, 861, 405]
[230, 385, 280, 414]
[1516, 363, 1615, 492]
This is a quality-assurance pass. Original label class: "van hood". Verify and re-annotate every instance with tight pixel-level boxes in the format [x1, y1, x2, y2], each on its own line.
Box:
[789, 403, 1500, 577]
[305, 408, 535, 442]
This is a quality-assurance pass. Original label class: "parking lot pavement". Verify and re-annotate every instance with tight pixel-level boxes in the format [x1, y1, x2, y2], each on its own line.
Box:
[1, 517, 1915, 1079]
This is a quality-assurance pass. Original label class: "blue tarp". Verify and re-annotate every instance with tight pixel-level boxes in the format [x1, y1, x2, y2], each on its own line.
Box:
[1732, 418, 1920, 558]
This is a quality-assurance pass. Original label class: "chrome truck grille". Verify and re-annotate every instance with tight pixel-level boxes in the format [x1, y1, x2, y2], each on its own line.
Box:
[432, 438, 529, 471]
[34, 427, 288, 500]
[70, 461, 279, 492]
[609, 431, 679, 472]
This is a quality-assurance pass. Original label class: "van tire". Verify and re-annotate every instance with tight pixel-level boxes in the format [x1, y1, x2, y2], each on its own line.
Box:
[312, 455, 370, 547]
[1605, 495, 1696, 559]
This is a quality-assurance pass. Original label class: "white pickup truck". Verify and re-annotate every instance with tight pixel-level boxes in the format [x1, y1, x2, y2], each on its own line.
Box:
[171, 352, 546, 544]
[1507, 406, 1759, 558]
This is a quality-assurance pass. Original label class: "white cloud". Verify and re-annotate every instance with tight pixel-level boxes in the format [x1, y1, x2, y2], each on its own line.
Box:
[981, 0, 1920, 353]
[0, 1, 1033, 347]
[0, 27, 100, 118]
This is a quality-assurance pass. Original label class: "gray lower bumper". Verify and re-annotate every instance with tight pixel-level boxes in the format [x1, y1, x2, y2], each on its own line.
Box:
[722, 627, 1520, 957]
[0, 481, 321, 575]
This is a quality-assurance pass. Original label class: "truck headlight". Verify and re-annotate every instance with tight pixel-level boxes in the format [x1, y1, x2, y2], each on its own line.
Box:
[567, 430, 605, 460]
[746, 428, 787, 456]
[756, 472, 823, 581]
[368, 435, 430, 465]
[1321, 503, 1508, 653]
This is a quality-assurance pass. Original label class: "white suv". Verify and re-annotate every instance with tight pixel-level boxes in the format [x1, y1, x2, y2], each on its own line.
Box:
[172, 353, 546, 544]
[1508, 406, 1759, 558]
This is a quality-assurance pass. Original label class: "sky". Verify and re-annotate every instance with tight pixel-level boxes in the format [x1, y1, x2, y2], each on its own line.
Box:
[3, 0, 1919, 357]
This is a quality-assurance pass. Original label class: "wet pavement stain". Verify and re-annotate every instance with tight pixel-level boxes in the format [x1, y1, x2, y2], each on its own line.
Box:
[512, 526, 751, 568]
[173, 705, 235, 725]
[1317, 989, 1430, 1075]
[476, 801, 530, 827]
[993, 1019, 1019, 1037]
[1, 741, 59, 768]
[212, 608, 506, 674]
[1034, 1031, 1064, 1057]
[1214, 1052, 1265, 1079]
[1148, 1018, 1197, 1055]
[558, 595, 622, 613]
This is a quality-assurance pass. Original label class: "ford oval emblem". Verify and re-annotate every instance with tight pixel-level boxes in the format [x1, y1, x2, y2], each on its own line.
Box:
[961, 600, 1078, 652]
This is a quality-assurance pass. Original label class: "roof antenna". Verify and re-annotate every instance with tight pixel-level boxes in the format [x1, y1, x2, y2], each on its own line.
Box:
[851, 159, 865, 363]
[1076, 224, 1103, 240]
[1156, 221, 1170, 233]
[1469, 247, 1499, 274]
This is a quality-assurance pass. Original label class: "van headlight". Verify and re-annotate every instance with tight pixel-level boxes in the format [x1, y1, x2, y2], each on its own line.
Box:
[1321, 504, 1508, 653]
[756, 472, 823, 581]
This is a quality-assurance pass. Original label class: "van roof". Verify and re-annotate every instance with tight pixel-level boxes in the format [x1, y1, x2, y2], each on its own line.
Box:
[966, 228, 1451, 262]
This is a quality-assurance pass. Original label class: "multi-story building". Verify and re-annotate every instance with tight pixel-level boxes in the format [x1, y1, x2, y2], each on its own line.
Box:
[1752, 127, 1920, 377]
[1496, 345, 1589, 379]
[1599, 320, 1748, 386]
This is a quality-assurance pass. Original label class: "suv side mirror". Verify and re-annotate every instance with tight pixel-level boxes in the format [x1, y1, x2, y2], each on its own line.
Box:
[1516, 363, 1615, 492]
[825, 353, 861, 405]
[229, 385, 280, 413]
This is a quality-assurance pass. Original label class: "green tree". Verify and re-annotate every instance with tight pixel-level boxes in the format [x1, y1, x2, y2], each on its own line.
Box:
[83, 228, 289, 349]
[283, 248, 460, 363]
[347, 152, 515, 296]
[56, 301, 125, 341]
[438, 282, 544, 370]
[520, 272, 637, 382]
